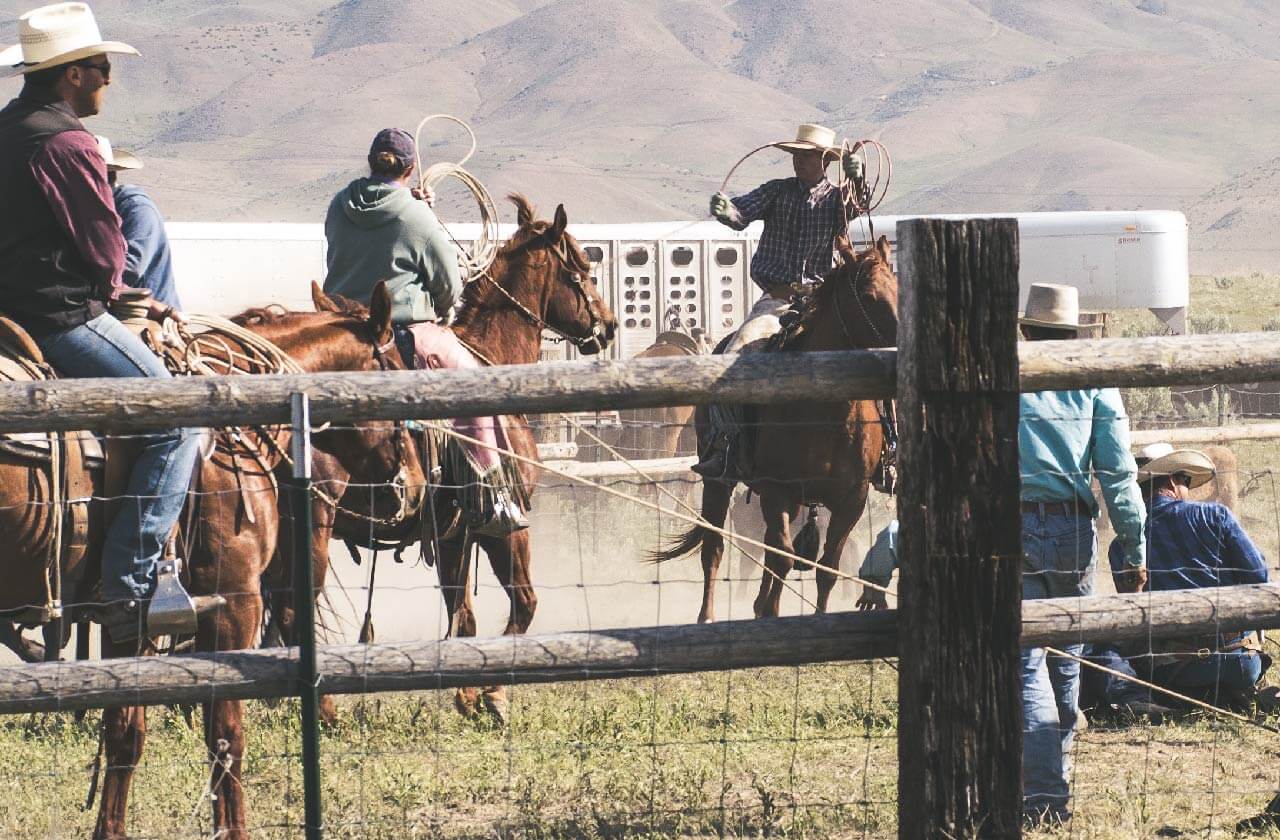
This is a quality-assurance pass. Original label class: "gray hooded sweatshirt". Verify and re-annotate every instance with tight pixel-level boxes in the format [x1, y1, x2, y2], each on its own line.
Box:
[323, 178, 462, 323]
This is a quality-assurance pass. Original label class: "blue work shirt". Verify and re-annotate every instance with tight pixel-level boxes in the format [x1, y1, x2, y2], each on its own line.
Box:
[1109, 495, 1268, 591]
[113, 184, 182, 310]
[1020, 389, 1145, 567]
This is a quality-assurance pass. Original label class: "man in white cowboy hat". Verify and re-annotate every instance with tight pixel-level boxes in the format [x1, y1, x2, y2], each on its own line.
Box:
[0, 3, 205, 643]
[1016, 282, 1147, 825]
[693, 123, 865, 480]
[96, 135, 183, 310]
[1107, 442, 1271, 705]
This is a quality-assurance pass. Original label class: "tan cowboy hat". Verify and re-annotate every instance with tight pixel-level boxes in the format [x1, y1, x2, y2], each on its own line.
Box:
[1020, 283, 1083, 332]
[94, 134, 141, 171]
[772, 123, 840, 155]
[1, 3, 138, 79]
[1134, 442, 1216, 489]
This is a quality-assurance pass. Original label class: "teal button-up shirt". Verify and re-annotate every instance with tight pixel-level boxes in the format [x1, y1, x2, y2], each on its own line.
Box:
[1020, 388, 1146, 568]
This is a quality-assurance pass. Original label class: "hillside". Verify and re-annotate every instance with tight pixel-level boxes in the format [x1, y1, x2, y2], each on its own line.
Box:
[1, 0, 1278, 271]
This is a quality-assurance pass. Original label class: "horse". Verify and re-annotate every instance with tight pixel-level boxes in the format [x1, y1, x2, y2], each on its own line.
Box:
[270, 194, 617, 723]
[652, 236, 898, 622]
[589, 331, 703, 459]
[0, 282, 423, 840]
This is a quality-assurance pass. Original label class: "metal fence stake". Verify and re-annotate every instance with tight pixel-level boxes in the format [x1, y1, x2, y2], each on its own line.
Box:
[290, 392, 322, 839]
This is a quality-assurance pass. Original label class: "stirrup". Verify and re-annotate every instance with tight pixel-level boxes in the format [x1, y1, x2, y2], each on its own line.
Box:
[147, 558, 225, 637]
[473, 489, 529, 539]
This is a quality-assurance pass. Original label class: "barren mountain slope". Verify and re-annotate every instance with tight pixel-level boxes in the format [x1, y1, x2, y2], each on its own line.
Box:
[0, 0, 1277, 270]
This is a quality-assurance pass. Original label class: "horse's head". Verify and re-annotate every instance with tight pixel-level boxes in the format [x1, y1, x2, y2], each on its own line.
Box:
[237, 283, 428, 525]
[484, 194, 618, 355]
[823, 234, 899, 349]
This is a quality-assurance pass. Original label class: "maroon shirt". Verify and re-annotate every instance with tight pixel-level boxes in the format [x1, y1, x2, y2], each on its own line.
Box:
[28, 129, 124, 300]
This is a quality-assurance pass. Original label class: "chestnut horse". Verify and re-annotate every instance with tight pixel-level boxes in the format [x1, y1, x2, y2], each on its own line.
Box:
[0, 283, 423, 839]
[592, 332, 701, 458]
[270, 195, 617, 723]
[653, 237, 898, 622]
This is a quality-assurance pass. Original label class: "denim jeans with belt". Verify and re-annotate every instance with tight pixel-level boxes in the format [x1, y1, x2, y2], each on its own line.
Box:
[1021, 507, 1096, 821]
[37, 313, 201, 602]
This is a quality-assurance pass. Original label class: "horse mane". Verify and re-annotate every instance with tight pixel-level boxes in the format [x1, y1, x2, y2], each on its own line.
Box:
[778, 241, 895, 349]
[456, 194, 590, 315]
[232, 294, 369, 326]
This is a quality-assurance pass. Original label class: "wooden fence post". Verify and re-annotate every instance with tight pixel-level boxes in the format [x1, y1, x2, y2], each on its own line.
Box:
[896, 218, 1023, 837]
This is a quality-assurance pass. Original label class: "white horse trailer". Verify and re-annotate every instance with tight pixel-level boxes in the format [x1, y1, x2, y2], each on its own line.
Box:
[167, 209, 1188, 360]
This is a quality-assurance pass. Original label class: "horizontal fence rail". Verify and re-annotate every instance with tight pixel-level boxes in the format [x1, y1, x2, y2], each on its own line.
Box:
[4, 584, 1278, 714]
[3, 332, 1280, 433]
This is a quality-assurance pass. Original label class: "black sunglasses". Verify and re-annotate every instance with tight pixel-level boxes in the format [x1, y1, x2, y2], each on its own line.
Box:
[74, 59, 111, 80]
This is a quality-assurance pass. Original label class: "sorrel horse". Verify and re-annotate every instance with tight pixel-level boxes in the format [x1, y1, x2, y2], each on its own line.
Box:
[652, 236, 898, 622]
[591, 332, 702, 458]
[0, 282, 423, 840]
[275, 194, 617, 723]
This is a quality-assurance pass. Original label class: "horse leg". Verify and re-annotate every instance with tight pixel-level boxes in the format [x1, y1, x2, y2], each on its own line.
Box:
[696, 479, 732, 624]
[474, 529, 537, 723]
[436, 536, 480, 716]
[94, 635, 150, 840]
[93, 701, 147, 840]
[753, 496, 799, 619]
[200, 588, 262, 840]
[815, 490, 868, 613]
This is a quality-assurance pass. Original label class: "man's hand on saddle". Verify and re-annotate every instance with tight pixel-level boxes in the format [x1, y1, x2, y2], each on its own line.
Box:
[146, 299, 186, 325]
[856, 586, 888, 611]
[411, 184, 436, 207]
[709, 192, 734, 224]
[1114, 564, 1148, 594]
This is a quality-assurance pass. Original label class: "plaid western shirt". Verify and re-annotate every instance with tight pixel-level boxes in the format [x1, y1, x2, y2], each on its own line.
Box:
[724, 177, 851, 289]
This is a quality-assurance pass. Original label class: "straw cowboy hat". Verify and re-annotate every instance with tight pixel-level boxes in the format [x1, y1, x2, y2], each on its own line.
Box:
[772, 123, 841, 155]
[1134, 442, 1216, 489]
[1020, 283, 1083, 332]
[94, 135, 141, 171]
[1, 3, 138, 79]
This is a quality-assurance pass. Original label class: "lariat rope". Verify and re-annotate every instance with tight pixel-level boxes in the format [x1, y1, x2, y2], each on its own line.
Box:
[413, 114, 501, 281]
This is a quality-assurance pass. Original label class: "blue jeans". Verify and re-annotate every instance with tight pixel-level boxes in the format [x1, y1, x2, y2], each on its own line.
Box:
[1021, 510, 1096, 820]
[1154, 650, 1264, 696]
[37, 314, 200, 601]
[1081, 643, 1150, 709]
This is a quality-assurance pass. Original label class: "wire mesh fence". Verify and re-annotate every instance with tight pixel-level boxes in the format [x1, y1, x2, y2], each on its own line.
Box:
[6, 308, 1280, 838]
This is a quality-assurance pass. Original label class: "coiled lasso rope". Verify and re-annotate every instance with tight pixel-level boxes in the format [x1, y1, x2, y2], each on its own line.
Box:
[719, 136, 893, 239]
[413, 114, 501, 280]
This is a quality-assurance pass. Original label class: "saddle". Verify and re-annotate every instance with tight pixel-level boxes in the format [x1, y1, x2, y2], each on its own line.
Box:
[0, 317, 95, 625]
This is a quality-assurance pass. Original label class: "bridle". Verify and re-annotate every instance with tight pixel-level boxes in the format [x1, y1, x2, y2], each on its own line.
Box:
[479, 233, 611, 354]
[832, 254, 891, 348]
[305, 332, 422, 529]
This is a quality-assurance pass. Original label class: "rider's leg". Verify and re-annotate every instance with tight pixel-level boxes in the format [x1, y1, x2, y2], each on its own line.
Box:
[36, 313, 201, 603]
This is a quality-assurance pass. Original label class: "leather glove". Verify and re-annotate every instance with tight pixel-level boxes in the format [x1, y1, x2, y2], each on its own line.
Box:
[1115, 565, 1148, 594]
[841, 150, 863, 183]
[709, 192, 734, 224]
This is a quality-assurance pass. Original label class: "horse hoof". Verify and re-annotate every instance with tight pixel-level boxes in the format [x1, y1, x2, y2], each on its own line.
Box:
[481, 688, 508, 726]
[453, 688, 481, 719]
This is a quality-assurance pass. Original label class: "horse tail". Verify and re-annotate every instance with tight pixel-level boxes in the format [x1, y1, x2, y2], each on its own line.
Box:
[648, 524, 707, 564]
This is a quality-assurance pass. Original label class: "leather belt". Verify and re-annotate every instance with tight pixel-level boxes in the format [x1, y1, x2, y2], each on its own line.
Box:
[1020, 500, 1088, 517]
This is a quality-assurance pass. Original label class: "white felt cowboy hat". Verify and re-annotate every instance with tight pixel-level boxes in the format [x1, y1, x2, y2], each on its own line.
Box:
[1134, 442, 1216, 489]
[772, 123, 841, 155]
[94, 135, 141, 171]
[1, 3, 138, 79]
[1020, 283, 1083, 332]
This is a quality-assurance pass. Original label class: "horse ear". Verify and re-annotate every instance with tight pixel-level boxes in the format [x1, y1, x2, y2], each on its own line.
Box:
[550, 203, 568, 240]
[312, 281, 340, 313]
[368, 281, 394, 344]
[875, 235, 892, 263]
[835, 234, 855, 264]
